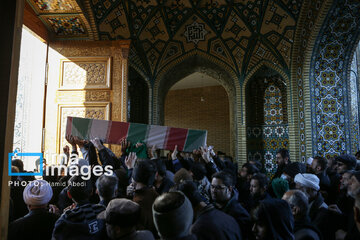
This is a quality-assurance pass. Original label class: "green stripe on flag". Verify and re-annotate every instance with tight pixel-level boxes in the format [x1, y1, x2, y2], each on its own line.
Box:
[183, 129, 207, 152]
[71, 117, 92, 139]
[127, 123, 148, 143]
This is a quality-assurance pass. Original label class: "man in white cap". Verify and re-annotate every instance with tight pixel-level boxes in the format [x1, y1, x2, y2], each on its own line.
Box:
[294, 173, 328, 221]
[8, 179, 59, 240]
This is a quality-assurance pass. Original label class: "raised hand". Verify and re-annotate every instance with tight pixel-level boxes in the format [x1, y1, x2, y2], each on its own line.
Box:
[171, 145, 178, 160]
[120, 138, 130, 154]
[65, 135, 76, 147]
[90, 138, 104, 150]
[149, 144, 158, 159]
[73, 136, 87, 148]
[125, 152, 137, 169]
[200, 146, 212, 163]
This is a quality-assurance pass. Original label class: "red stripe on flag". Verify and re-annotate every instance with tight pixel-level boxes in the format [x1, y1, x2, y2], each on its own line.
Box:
[107, 122, 130, 144]
[66, 117, 73, 137]
[165, 128, 188, 151]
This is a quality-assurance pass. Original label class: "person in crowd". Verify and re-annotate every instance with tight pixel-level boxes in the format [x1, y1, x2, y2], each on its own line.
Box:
[153, 192, 196, 240]
[127, 158, 159, 237]
[8, 180, 59, 240]
[176, 180, 242, 240]
[273, 148, 291, 179]
[190, 162, 211, 203]
[337, 170, 355, 215]
[237, 162, 259, 206]
[95, 174, 119, 207]
[354, 194, 360, 234]
[252, 199, 294, 240]
[294, 173, 327, 220]
[248, 173, 272, 211]
[174, 168, 193, 185]
[97, 198, 154, 240]
[282, 190, 322, 240]
[211, 171, 251, 237]
[336, 155, 357, 175]
[272, 178, 289, 199]
[309, 156, 331, 191]
[282, 162, 306, 189]
[52, 176, 107, 240]
[153, 158, 175, 194]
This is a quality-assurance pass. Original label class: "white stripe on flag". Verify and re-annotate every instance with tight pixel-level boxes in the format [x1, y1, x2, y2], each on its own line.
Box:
[146, 125, 169, 149]
[89, 119, 110, 141]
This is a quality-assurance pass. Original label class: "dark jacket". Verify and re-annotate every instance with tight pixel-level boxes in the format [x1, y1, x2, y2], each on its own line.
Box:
[155, 176, 175, 194]
[191, 204, 242, 240]
[309, 193, 328, 222]
[294, 217, 322, 240]
[116, 230, 155, 240]
[217, 194, 251, 239]
[52, 202, 108, 240]
[8, 208, 59, 240]
[259, 199, 295, 240]
[133, 187, 159, 237]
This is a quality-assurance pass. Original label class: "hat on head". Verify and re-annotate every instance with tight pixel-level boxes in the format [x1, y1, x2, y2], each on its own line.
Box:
[132, 160, 156, 186]
[23, 180, 53, 206]
[336, 155, 357, 170]
[272, 178, 289, 199]
[153, 192, 193, 239]
[306, 157, 314, 165]
[294, 173, 320, 191]
[98, 198, 140, 227]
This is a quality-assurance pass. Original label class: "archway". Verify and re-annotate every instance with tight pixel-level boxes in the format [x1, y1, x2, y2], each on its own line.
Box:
[245, 66, 289, 176]
[164, 72, 231, 156]
[154, 54, 239, 159]
[128, 67, 149, 124]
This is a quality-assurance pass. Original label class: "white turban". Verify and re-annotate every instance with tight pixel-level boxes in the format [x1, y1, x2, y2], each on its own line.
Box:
[23, 180, 53, 206]
[306, 157, 314, 165]
[294, 173, 320, 191]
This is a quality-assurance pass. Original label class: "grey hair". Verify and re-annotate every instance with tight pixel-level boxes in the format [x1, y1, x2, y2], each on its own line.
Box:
[285, 189, 309, 217]
[95, 174, 119, 200]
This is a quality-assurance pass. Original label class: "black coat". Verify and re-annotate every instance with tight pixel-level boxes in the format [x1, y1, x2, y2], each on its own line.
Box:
[8, 208, 59, 240]
[52, 202, 108, 240]
[294, 217, 322, 240]
[217, 195, 251, 239]
[191, 204, 242, 240]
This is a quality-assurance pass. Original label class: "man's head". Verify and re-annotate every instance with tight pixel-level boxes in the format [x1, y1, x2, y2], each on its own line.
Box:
[132, 160, 156, 188]
[310, 156, 328, 174]
[12, 159, 24, 172]
[153, 192, 193, 239]
[283, 162, 306, 184]
[98, 199, 141, 240]
[211, 171, 235, 204]
[67, 175, 93, 203]
[348, 171, 360, 198]
[250, 173, 268, 198]
[95, 175, 118, 203]
[276, 149, 290, 167]
[282, 190, 309, 221]
[239, 163, 259, 181]
[336, 155, 357, 174]
[176, 180, 205, 208]
[23, 179, 53, 210]
[294, 173, 320, 201]
[340, 170, 354, 190]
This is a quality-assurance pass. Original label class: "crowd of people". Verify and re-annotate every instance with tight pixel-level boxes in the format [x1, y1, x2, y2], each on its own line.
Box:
[8, 135, 360, 240]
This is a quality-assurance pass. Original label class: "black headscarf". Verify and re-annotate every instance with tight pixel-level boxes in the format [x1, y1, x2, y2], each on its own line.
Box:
[256, 199, 294, 240]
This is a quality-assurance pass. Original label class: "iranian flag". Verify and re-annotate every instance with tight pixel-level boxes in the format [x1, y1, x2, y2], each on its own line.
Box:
[66, 117, 207, 152]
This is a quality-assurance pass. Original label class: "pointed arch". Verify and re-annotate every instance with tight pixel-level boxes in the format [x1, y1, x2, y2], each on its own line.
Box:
[153, 51, 242, 161]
